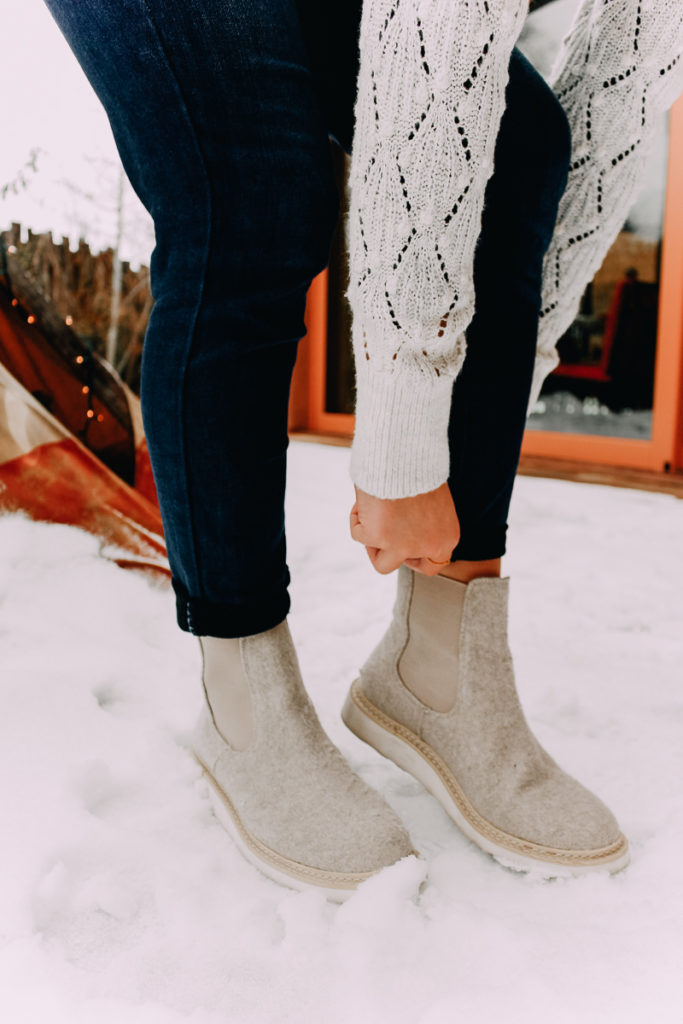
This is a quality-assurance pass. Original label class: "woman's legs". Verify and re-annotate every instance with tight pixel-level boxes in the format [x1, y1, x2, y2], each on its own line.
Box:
[44, 0, 415, 896]
[445, 48, 572, 571]
[47, 6, 557, 620]
[44, 0, 339, 638]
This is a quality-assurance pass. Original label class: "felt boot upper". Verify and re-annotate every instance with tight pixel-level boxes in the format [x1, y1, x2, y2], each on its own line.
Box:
[193, 619, 414, 874]
[357, 565, 622, 853]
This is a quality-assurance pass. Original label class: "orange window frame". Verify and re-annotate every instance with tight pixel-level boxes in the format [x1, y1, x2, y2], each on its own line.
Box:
[293, 94, 683, 472]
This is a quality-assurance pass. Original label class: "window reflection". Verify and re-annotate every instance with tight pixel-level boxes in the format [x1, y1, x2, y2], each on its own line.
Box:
[522, 3, 669, 440]
[527, 124, 667, 441]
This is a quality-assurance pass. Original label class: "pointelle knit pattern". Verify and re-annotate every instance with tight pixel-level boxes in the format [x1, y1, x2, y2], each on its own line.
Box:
[347, 0, 683, 499]
[532, 0, 683, 407]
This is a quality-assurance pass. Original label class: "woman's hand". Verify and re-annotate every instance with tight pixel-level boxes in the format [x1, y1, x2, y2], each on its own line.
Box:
[349, 482, 460, 575]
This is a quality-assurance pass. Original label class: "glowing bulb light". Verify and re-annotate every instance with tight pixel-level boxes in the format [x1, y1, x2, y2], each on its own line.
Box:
[27, 315, 35, 324]
[86, 409, 95, 419]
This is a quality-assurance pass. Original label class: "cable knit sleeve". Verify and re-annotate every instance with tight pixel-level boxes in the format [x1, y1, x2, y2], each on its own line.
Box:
[346, 0, 529, 499]
[530, 0, 683, 409]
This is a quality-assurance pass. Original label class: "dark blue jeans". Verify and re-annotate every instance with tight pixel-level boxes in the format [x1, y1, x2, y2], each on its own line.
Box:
[44, 1, 570, 638]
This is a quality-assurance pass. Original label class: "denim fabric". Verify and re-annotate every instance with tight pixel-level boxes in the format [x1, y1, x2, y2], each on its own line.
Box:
[44, 1, 570, 637]
[449, 48, 571, 560]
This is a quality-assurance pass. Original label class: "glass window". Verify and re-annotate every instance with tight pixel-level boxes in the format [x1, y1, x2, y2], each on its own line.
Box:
[520, 3, 669, 440]
[526, 114, 668, 440]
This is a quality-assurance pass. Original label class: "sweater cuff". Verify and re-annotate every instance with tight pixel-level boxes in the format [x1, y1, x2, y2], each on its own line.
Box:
[349, 362, 454, 499]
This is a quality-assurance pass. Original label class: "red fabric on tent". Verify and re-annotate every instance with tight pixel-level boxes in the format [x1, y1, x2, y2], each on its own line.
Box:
[0, 286, 135, 478]
[0, 436, 169, 578]
[0, 258, 167, 578]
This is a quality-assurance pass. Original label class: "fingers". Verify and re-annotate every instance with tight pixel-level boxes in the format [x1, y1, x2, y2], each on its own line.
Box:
[349, 505, 365, 543]
[350, 518, 453, 576]
[350, 509, 403, 573]
[366, 545, 404, 575]
[349, 485, 458, 577]
[404, 556, 452, 577]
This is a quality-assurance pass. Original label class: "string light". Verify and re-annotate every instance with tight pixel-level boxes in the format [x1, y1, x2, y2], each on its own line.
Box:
[4, 270, 109, 438]
[3, 248, 114, 441]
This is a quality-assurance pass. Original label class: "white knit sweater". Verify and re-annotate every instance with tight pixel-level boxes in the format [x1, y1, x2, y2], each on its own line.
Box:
[347, 0, 683, 499]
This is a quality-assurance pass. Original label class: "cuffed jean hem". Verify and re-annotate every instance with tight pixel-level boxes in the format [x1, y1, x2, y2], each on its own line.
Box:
[172, 578, 291, 638]
[450, 525, 507, 563]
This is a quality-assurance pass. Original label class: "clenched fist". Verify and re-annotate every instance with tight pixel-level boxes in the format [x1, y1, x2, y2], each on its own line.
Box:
[349, 482, 460, 575]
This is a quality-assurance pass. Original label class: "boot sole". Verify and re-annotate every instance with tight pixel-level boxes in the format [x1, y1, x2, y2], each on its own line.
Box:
[342, 680, 630, 877]
[193, 752, 382, 902]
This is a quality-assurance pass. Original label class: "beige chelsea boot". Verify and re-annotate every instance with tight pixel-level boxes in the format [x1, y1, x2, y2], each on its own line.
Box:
[342, 565, 629, 876]
[192, 618, 415, 900]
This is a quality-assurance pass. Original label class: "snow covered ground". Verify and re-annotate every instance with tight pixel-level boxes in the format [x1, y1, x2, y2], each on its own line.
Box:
[1, 439, 682, 1024]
